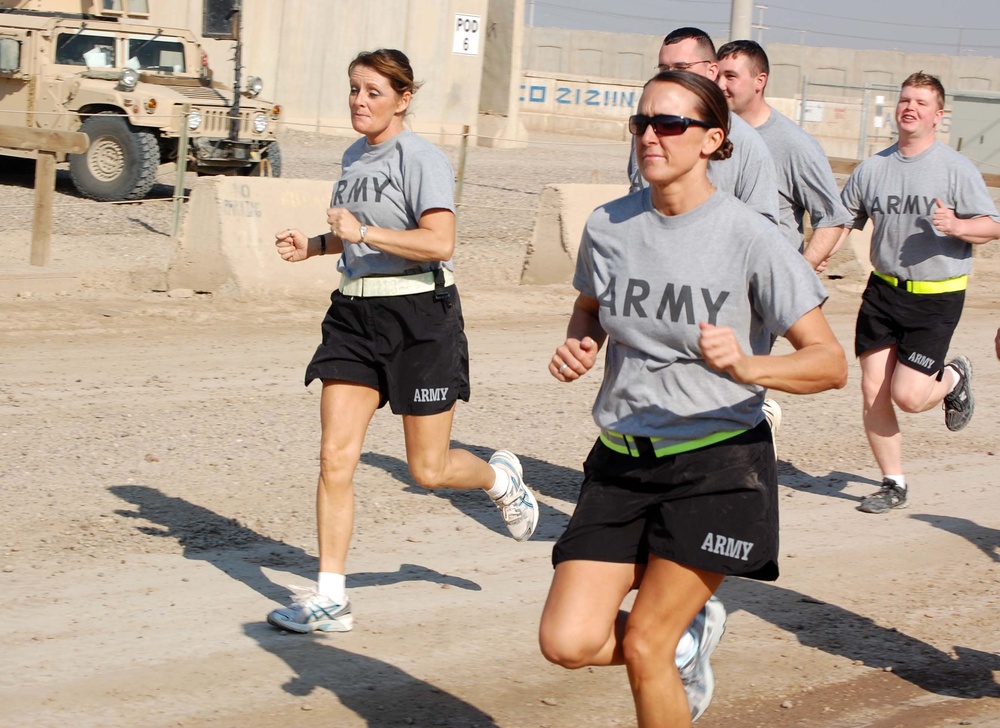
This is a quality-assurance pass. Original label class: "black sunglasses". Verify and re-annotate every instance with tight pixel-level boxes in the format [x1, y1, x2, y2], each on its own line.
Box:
[629, 114, 714, 137]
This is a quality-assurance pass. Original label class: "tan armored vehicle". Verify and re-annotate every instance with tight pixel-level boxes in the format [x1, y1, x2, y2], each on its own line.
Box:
[0, 0, 281, 201]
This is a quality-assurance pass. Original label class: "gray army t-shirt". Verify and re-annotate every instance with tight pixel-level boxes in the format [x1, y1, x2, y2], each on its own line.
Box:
[574, 189, 828, 448]
[628, 111, 779, 225]
[755, 108, 852, 251]
[332, 129, 456, 279]
[841, 140, 1000, 281]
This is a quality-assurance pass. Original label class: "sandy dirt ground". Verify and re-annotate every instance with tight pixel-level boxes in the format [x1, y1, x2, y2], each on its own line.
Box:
[1, 133, 999, 727]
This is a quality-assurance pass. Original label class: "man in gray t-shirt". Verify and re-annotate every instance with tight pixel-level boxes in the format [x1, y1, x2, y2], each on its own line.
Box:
[840, 72, 1000, 515]
[627, 28, 778, 225]
[716, 40, 851, 269]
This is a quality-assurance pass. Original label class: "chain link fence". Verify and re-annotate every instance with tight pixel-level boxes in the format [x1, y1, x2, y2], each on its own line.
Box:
[798, 79, 1000, 177]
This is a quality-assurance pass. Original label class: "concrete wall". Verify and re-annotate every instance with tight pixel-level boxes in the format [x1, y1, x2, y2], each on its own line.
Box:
[519, 27, 1000, 166]
[134, 0, 491, 145]
[524, 28, 1000, 94]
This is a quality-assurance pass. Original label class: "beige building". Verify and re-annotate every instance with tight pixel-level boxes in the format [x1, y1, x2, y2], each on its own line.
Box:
[12, 1, 996, 164]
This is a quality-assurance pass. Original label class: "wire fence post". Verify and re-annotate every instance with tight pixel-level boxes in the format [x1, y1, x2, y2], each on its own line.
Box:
[858, 85, 872, 161]
[455, 124, 469, 209]
[172, 104, 190, 238]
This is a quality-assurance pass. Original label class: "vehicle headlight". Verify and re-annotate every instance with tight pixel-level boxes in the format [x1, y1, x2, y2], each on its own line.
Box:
[246, 76, 263, 98]
[119, 67, 139, 90]
[252, 113, 268, 133]
[188, 109, 202, 130]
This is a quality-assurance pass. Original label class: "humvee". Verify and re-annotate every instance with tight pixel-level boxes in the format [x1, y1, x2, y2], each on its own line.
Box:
[0, 0, 281, 201]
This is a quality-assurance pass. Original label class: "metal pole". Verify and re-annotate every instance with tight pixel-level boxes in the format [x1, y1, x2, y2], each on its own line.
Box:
[228, 0, 243, 142]
[858, 86, 871, 160]
[798, 74, 808, 126]
[173, 104, 190, 238]
[455, 125, 469, 208]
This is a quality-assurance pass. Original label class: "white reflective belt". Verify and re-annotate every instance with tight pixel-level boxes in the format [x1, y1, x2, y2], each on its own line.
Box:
[338, 269, 455, 297]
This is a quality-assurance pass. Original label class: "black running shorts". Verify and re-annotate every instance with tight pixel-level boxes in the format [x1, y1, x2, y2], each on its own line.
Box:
[552, 421, 779, 581]
[304, 286, 471, 415]
[854, 273, 965, 376]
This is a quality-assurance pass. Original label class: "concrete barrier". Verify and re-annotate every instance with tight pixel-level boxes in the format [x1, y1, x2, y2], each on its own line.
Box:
[519, 183, 888, 287]
[520, 183, 629, 285]
[168, 177, 337, 296]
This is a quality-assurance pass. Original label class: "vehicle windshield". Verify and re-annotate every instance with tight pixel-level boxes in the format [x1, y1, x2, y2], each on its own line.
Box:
[126, 36, 186, 72]
[53, 32, 186, 73]
[55, 32, 117, 68]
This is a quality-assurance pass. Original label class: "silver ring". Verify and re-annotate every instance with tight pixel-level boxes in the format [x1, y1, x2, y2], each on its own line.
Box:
[558, 363, 568, 373]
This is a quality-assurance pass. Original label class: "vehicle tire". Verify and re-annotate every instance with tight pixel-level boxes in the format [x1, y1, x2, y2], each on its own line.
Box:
[69, 112, 160, 201]
[243, 141, 282, 178]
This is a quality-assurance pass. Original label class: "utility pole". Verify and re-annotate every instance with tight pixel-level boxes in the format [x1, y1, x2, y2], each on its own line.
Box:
[753, 4, 768, 44]
[729, 0, 752, 41]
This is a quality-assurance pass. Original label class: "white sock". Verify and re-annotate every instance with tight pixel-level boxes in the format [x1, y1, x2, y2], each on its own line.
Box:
[884, 475, 906, 491]
[485, 465, 511, 500]
[675, 630, 697, 666]
[945, 365, 961, 394]
[317, 572, 346, 603]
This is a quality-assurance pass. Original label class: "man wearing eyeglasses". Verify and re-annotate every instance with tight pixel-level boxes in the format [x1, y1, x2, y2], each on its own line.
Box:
[716, 40, 851, 272]
[627, 27, 779, 226]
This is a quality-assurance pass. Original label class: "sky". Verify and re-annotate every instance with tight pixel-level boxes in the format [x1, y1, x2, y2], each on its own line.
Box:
[525, 0, 1000, 57]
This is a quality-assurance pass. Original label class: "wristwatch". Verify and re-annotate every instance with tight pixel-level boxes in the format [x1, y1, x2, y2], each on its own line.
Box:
[359, 224, 368, 243]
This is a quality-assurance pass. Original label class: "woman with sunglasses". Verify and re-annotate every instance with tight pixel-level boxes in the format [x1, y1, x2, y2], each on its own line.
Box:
[539, 71, 847, 726]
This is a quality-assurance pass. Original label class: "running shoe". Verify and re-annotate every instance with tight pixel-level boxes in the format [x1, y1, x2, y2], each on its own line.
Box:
[678, 595, 727, 722]
[489, 450, 539, 542]
[943, 356, 974, 432]
[857, 478, 908, 514]
[762, 398, 782, 460]
[267, 586, 353, 633]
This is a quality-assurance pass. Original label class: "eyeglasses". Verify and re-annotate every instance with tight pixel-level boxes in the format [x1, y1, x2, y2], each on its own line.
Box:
[656, 60, 713, 73]
[628, 114, 714, 137]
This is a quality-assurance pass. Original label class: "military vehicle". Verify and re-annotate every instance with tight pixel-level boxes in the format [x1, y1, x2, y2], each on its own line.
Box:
[0, 0, 281, 201]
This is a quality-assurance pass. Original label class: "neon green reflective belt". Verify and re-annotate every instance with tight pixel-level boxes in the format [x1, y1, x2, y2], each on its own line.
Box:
[600, 428, 746, 458]
[873, 270, 968, 294]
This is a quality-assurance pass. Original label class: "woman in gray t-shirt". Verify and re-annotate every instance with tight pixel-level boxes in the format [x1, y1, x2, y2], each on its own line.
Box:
[539, 72, 847, 726]
[268, 49, 539, 634]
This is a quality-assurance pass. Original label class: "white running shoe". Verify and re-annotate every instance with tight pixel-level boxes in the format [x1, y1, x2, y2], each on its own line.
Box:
[488, 450, 539, 542]
[678, 595, 727, 722]
[267, 586, 353, 633]
[762, 398, 782, 460]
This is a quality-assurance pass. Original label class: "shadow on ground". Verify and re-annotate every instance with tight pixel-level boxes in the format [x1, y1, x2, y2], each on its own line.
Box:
[108, 484, 481, 603]
[244, 623, 500, 727]
[909, 514, 1000, 563]
[778, 462, 881, 503]
[719, 578, 1000, 700]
